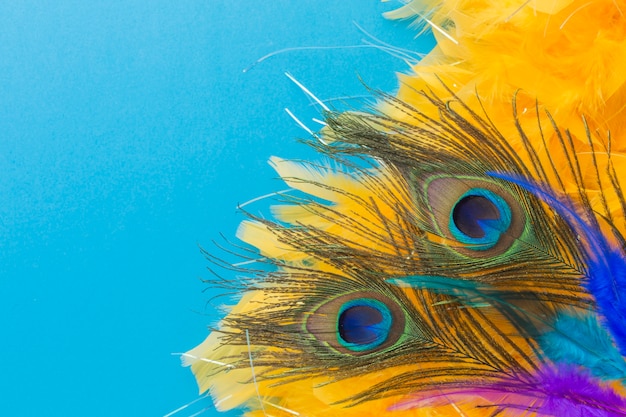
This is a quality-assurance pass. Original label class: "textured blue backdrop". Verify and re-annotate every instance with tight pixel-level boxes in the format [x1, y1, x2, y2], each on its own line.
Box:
[0, 1, 432, 416]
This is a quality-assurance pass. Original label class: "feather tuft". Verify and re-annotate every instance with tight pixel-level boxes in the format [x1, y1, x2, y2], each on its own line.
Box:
[541, 311, 626, 381]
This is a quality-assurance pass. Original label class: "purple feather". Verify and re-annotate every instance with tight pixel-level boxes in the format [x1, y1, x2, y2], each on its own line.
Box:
[391, 364, 626, 416]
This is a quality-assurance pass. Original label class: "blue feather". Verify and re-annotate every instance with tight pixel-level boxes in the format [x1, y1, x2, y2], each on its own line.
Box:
[489, 172, 626, 356]
[541, 311, 626, 380]
[388, 275, 509, 310]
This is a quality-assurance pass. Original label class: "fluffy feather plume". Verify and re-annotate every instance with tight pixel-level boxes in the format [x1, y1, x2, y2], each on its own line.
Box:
[386, 0, 626, 149]
[184, 1, 626, 416]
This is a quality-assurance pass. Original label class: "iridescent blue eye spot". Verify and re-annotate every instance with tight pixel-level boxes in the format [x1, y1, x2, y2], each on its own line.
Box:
[453, 195, 498, 238]
[337, 298, 393, 352]
[449, 188, 512, 250]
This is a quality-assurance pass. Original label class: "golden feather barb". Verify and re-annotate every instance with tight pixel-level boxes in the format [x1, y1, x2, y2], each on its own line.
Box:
[185, 1, 626, 416]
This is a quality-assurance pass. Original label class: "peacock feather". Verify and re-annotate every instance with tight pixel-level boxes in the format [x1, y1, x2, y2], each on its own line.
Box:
[184, 1, 626, 415]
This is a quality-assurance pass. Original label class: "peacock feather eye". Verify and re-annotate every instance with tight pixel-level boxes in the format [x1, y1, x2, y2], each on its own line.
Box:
[425, 177, 525, 257]
[449, 188, 512, 248]
[337, 298, 393, 351]
[306, 292, 405, 356]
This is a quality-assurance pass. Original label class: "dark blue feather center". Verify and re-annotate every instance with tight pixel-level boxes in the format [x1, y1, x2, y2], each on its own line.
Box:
[452, 195, 499, 238]
[337, 299, 392, 352]
[449, 188, 512, 250]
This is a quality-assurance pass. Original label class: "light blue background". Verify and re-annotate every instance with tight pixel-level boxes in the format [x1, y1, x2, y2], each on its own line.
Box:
[0, 1, 432, 416]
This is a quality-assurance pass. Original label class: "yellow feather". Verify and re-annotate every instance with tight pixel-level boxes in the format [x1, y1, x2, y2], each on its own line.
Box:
[385, 0, 626, 236]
